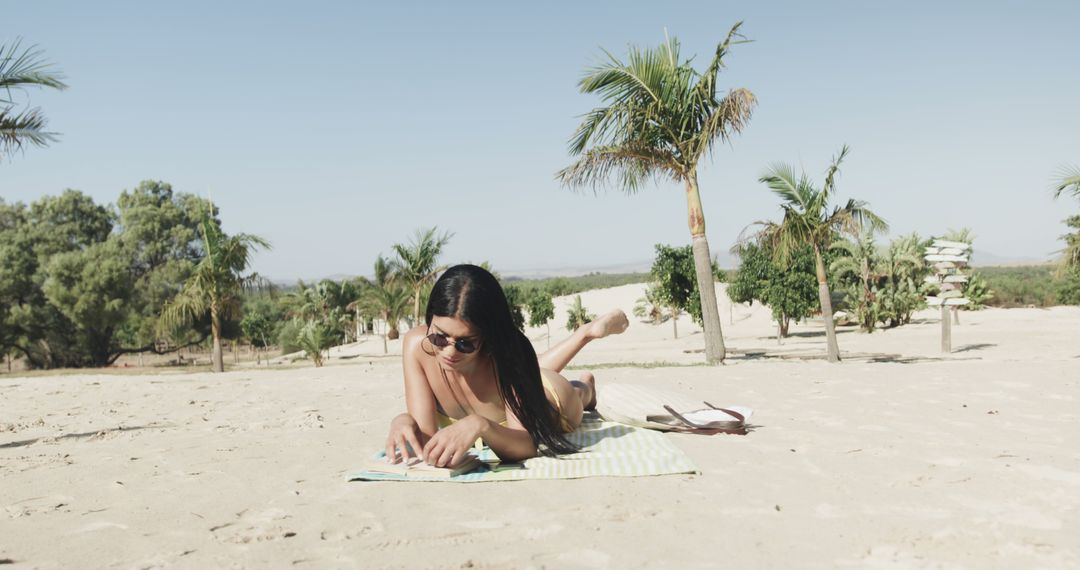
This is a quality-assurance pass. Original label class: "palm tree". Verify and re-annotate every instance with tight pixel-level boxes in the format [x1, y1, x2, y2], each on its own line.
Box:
[557, 24, 756, 364]
[1050, 174, 1080, 274]
[1, 40, 68, 158]
[355, 255, 411, 354]
[392, 227, 453, 324]
[1054, 166, 1080, 201]
[296, 320, 333, 367]
[566, 295, 595, 332]
[633, 283, 665, 325]
[1057, 216, 1080, 273]
[161, 211, 270, 372]
[757, 146, 887, 362]
[829, 233, 881, 333]
[877, 233, 928, 327]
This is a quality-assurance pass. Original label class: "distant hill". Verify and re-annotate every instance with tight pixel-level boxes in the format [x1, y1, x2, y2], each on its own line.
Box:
[502, 251, 741, 280]
[265, 250, 1048, 285]
[969, 251, 1053, 267]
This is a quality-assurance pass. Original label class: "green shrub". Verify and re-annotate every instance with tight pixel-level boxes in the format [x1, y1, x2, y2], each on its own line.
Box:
[278, 319, 303, 355]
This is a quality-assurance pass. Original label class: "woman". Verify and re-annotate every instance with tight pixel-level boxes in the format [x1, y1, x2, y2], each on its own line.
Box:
[385, 264, 628, 467]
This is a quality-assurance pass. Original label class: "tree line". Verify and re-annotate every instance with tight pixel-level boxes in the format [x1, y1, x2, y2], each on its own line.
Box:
[5, 33, 1079, 370]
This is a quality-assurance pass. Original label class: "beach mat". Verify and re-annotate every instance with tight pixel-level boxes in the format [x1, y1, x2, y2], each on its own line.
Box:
[348, 415, 697, 483]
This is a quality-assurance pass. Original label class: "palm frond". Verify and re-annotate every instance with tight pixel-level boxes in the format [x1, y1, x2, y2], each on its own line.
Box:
[1053, 166, 1080, 200]
[941, 227, 975, 243]
[692, 22, 749, 102]
[557, 144, 679, 193]
[830, 199, 889, 237]
[0, 40, 68, 97]
[829, 256, 860, 279]
[1, 40, 67, 159]
[758, 163, 802, 206]
[0, 108, 57, 154]
[821, 145, 850, 202]
[568, 105, 631, 155]
[828, 238, 860, 256]
[691, 87, 756, 160]
[579, 48, 662, 105]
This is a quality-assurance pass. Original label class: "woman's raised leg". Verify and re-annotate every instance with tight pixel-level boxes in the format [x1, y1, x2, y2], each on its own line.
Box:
[537, 309, 628, 373]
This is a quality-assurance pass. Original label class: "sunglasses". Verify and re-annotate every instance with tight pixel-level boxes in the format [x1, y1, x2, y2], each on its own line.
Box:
[425, 332, 479, 354]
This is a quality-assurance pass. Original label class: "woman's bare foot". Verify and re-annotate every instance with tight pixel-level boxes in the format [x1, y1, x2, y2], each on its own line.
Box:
[584, 309, 629, 340]
[571, 371, 597, 411]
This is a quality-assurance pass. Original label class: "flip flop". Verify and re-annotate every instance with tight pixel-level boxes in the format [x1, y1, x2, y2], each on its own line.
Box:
[646, 402, 748, 435]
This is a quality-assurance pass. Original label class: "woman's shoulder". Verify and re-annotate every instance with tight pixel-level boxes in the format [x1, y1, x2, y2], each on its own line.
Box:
[401, 325, 429, 359]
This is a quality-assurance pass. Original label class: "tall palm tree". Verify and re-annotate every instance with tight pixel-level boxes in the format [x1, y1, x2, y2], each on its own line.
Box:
[557, 24, 756, 364]
[1, 40, 68, 158]
[757, 146, 887, 363]
[161, 211, 270, 372]
[392, 227, 453, 323]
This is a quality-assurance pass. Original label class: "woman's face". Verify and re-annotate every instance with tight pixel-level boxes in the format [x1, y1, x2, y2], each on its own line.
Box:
[428, 316, 484, 371]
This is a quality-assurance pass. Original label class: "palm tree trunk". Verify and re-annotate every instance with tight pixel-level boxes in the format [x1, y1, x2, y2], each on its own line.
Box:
[413, 287, 422, 325]
[685, 175, 725, 364]
[814, 245, 841, 363]
[211, 307, 225, 373]
[381, 314, 388, 354]
[672, 311, 678, 339]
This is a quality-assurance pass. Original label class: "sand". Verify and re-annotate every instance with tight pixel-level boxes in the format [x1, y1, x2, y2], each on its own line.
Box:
[2, 283, 1079, 569]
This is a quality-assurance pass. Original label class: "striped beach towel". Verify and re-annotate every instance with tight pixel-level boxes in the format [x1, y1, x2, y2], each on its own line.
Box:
[348, 414, 698, 483]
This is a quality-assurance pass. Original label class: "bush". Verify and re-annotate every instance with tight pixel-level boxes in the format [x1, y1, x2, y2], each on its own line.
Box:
[278, 319, 303, 355]
[977, 266, 1059, 307]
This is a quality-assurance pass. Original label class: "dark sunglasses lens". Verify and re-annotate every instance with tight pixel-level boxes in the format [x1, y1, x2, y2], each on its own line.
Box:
[428, 333, 476, 354]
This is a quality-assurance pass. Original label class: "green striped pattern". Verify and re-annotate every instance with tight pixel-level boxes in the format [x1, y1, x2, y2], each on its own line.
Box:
[349, 416, 698, 483]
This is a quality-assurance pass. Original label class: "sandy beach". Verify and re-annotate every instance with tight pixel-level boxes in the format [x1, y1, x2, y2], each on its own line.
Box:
[2, 283, 1079, 569]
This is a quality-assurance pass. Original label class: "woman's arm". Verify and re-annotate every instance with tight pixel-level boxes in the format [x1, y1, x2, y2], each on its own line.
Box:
[401, 326, 438, 438]
[476, 417, 539, 463]
[384, 326, 440, 464]
[422, 414, 539, 466]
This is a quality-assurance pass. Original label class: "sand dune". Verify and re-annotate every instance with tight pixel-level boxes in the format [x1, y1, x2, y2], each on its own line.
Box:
[2, 283, 1078, 568]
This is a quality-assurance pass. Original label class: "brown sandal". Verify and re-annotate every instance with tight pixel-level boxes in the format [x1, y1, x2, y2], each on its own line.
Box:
[646, 402, 748, 435]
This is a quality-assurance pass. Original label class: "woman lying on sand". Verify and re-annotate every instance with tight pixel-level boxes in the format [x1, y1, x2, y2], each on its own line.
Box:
[385, 264, 628, 466]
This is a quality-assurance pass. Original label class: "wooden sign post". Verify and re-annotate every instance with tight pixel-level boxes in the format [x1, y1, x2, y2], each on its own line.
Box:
[924, 239, 972, 353]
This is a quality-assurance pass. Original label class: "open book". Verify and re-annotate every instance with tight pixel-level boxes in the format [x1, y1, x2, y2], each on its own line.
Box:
[365, 454, 484, 478]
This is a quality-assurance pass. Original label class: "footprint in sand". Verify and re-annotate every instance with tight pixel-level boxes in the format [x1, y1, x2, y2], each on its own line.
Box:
[319, 521, 385, 541]
[210, 508, 297, 544]
[3, 494, 73, 518]
[293, 408, 325, 429]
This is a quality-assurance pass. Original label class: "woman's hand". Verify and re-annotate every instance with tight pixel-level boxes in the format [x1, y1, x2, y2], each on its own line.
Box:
[422, 415, 489, 467]
[385, 413, 427, 464]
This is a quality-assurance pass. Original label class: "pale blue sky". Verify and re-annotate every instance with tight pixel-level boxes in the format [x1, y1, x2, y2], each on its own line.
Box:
[4, 1, 1079, 280]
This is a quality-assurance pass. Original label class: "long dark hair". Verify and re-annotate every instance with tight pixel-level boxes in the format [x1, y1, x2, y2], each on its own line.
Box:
[425, 264, 576, 455]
